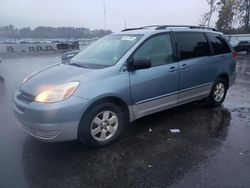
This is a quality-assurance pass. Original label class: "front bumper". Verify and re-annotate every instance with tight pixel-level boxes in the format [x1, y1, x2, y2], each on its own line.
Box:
[13, 92, 89, 142]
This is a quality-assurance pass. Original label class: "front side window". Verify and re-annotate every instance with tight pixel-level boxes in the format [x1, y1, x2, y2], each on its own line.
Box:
[175, 32, 210, 60]
[207, 33, 231, 55]
[133, 34, 174, 67]
[71, 34, 142, 68]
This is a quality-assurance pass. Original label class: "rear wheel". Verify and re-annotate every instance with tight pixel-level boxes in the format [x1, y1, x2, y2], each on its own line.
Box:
[206, 78, 227, 107]
[78, 103, 127, 148]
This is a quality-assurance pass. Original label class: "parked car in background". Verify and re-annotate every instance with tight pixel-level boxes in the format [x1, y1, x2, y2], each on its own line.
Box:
[234, 40, 250, 54]
[13, 25, 237, 148]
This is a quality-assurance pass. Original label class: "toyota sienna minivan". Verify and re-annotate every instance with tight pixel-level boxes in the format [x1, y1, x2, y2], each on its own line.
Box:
[13, 25, 237, 147]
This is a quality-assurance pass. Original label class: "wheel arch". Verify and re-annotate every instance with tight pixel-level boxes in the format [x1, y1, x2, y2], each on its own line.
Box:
[217, 73, 229, 89]
[78, 96, 131, 129]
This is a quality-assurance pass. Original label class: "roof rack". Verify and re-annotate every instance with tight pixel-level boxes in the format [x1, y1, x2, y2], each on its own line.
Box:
[121, 25, 161, 32]
[122, 27, 144, 32]
[155, 25, 219, 31]
[121, 25, 218, 32]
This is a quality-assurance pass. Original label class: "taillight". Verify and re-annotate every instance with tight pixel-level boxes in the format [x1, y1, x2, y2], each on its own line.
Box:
[232, 52, 237, 61]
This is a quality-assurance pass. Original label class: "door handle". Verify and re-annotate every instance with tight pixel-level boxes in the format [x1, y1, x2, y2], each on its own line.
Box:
[169, 66, 177, 72]
[180, 64, 188, 69]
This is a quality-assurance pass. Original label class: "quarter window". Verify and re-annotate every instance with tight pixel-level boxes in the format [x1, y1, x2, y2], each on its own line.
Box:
[207, 33, 231, 55]
[175, 32, 210, 60]
[133, 34, 174, 67]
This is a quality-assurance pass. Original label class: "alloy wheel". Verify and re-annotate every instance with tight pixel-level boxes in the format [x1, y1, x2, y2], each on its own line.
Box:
[90, 110, 119, 141]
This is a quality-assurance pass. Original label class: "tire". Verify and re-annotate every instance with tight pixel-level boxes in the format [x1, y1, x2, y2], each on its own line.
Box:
[78, 102, 127, 148]
[206, 78, 227, 108]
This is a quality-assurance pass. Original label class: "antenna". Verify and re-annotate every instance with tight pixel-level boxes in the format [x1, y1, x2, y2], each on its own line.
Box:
[125, 20, 127, 29]
[103, 0, 107, 30]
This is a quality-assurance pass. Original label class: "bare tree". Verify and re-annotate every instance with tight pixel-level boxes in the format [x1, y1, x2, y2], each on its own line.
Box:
[240, 0, 250, 30]
[231, 0, 242, 29]
[216, 0, 249, 31]
[216, 0, 235, 31]
[200, 12, 210, 26]
[200, 0, 250, 32]
[201, 0, 218, 27]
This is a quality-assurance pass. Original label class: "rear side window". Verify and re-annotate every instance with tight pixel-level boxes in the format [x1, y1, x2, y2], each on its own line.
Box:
[207, 33, 231, 55]
[175, 32, 210, 60]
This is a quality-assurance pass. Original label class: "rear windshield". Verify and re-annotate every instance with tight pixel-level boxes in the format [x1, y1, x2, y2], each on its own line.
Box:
[71, 34, 142, 68]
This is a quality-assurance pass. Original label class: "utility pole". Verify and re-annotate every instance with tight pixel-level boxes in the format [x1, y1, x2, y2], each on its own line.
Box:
[125, 20, 127, 29]
[103, 0, 107, 30]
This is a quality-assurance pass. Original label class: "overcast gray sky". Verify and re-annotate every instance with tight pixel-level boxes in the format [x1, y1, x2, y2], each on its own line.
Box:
[0, 0, 217, 32]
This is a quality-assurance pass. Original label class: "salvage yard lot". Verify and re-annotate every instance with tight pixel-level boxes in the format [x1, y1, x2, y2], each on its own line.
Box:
[0, 54, 250, 188]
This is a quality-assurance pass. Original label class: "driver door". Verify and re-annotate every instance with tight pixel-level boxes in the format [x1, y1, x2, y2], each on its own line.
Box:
[129, 33, 180, 118]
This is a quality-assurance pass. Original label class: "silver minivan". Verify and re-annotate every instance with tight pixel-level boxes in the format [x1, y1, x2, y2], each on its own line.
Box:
[13, 25, 236, 147]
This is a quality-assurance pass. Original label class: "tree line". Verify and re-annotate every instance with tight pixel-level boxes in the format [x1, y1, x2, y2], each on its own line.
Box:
[201, 0, 250, 34]
[0, 25, 112, 39]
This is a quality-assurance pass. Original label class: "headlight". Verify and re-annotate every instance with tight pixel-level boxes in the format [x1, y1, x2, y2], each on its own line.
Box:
[35, 82, 79, 103]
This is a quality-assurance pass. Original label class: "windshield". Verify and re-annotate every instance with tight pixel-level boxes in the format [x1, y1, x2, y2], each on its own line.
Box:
[70, 34, 142, 68]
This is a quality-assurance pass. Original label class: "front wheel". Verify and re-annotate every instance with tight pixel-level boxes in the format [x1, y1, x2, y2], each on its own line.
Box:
[78, 103, 127, 148]
[206, 78, 227, 108]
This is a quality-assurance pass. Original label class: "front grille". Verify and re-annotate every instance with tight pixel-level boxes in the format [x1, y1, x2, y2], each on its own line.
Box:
[16, 90, 34, 103]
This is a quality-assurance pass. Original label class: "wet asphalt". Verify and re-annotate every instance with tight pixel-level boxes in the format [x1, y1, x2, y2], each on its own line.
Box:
[0, 54, 250, 188]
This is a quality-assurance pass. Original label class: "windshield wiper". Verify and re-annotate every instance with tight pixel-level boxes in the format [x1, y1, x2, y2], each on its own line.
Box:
[69, 63, 88, 68]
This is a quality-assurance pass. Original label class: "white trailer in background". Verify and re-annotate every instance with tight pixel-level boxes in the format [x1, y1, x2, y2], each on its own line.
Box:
[225, 34, 250, 42]
[225, 34, 250, 47]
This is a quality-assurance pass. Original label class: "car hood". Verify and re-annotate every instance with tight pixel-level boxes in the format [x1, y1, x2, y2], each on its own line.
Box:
[20, 63, 96, 96]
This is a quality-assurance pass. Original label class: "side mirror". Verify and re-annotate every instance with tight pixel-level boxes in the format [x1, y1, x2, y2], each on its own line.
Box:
[128, 58, 151, 71]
